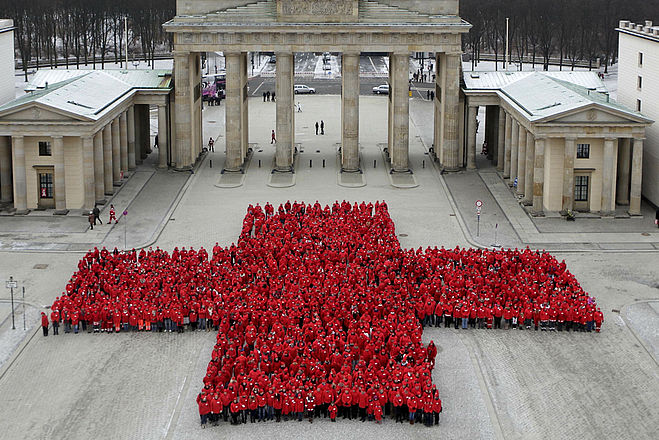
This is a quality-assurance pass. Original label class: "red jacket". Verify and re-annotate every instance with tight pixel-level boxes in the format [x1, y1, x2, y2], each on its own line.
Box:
[41, 314, 48, 327]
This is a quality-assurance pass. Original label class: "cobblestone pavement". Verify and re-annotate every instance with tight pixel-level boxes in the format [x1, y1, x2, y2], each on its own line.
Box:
[0, 96, 657, 440]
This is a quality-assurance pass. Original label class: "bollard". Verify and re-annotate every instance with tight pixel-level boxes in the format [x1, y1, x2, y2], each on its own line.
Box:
[209, 159, 212, 168]
[258, 159, 261, 168]
[422, 160, 425, 168]
[323, 159, 325, 168]
[310, 159, 312, 168]
[374, 159, 377, 168]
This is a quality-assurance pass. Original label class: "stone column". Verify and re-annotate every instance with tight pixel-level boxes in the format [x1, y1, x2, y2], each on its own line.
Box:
[241, 52, 249, 160]
[127, 106, 136, 170]
[516, 126, 527, 196]
[503, 113, 512, 178]
[532, 137, 545, 214]
[157, 104, 168, 169]
[111, 117, 121, 184]
[466, 104, 478, 170]
[629, 138, 643, 215]
[224, 52, 243, 171]
[275, 52, 294, 171]
[562, 136, 577, 212]
[601, 137, 616, 216]
[11, 136, 28, 214]
[52, 136, 67, 213]
[433, 53, 442, 165]
[0, 136, 13, 203]
[523, 132, 535, 205]
[391, 52, 410, 172]
[497, 108, 506, 171]
[341, 52, 360, 172]
[82, 136, 95, 211]
[510, 120, 519, 185]
[442, 53, 461, 170]
[103, 125, 113, 195]
[174, 52, 192, 170]
[616, 138, 631, 205]
[93, 131, 104, 203]
[119, 111, 128, 172]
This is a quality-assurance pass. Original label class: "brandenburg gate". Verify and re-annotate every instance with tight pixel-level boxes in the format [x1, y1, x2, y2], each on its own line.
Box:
[164, 0, 470, 173]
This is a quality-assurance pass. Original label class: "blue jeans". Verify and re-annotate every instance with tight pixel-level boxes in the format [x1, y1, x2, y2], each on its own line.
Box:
[409, 411, 415, 421]
[73, 324, 79, 334]
[462, 317, 468, 329]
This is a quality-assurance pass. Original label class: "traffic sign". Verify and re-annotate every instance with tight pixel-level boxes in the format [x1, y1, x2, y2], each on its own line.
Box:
[5, 280, 17, 289]
[475, 200, 483, 208]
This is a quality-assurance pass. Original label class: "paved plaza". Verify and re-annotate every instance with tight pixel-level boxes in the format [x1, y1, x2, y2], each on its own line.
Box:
[0, 94, 657, 440]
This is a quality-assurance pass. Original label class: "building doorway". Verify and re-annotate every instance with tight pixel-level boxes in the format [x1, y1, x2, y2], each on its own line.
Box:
[574, 173, 591, 212]
[36, 167, 54, 209]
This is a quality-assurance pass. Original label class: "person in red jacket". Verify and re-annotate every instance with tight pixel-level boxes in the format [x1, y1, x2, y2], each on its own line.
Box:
[407, 395, 417, 424]
[210, 393, 223, 425]
[197, 392, 211, 428]
[50, 309, 60, 335]
[328, 401, 337, 422]
[594, 308, 603, 333]
[432, 394, 442, 425]
[230, 399, 240, 425]
[41, 312, 49, 336]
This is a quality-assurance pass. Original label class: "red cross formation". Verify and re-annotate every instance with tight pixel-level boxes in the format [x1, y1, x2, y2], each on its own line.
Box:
[52, 200, 598, 425]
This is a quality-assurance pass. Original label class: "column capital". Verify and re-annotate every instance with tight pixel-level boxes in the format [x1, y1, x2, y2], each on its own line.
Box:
[157, 103, 166, 109]
[565, 135, 578, 141]
[604, 136, 617, 142]
[12, 135, 24, 140]
[342, 50, 361, 57]
[632, 137, 646, 141]
[52, 135, 64, 140]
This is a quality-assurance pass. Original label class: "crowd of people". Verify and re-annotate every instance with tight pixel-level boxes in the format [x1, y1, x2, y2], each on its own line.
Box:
[47, 200, 601, 429]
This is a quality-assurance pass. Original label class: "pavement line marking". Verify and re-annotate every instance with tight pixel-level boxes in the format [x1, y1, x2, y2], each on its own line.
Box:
[368, 56, 378, 73]
[459, 332, 506, 440]
[251, 80, 265, 96]
[164, 361, 192, 440]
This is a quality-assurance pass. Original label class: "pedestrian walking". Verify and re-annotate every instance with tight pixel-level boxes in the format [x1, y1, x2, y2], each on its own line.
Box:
[272, 91, 276, 101]
[88, 211, 95, 230]
[208, 137, 215, 152]
[430, 90, 435, 101]
[656, 208, 659, 228]
[93, 204, 102, 225]
[108, 204, 118, 224]
[426, 90, 430, 100]
[297, 102, 302, 112]
[271, 130, 276, 144]
[315, 122, 319, 135]
[41, 312, 49, 336]
[266, 91, 271, 101]
[263, 91, 267, 102]
[320, 120, 324, 135]
[154, 134, 159, 149]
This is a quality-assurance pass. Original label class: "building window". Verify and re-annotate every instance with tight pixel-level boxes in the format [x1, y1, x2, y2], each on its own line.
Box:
[38, 141, 52, 156]
[637, 99, 642, 112]
[574, 176, 589, 202]
[576, 143, 590, 159]
[637, 76, 642, 90]
[638, 52, 643, 66]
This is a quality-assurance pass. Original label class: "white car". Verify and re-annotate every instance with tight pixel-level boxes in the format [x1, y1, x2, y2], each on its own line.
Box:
[294, 85, 316, 94]
[372, 84, 389, 95]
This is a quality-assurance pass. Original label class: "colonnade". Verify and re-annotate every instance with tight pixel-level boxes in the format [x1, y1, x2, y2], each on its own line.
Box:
[173, 50, 463, 174]
[467, 101, 644, 216]
[0, 103, 168, 213]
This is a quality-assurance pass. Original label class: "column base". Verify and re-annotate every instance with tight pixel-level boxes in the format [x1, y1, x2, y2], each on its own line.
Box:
[113, 181, 123, 187]
[157, 164, 169, 170]
[627, 210, 642, 217]
[530, 210, 545, 217]
[104, 190, 114, 196]
[96, 199, 107, 206]
[441, 166, 461, 174]
[521, 199, 533, 206]
[600, 211, 615, 218]
[390, 168, 412, 175]
[272, 166, 294, 174]
[53, 209, 69, 216]
[13, 209, 30, 215]
[174, 165, 193, 172]
[341, 167, 362, 174]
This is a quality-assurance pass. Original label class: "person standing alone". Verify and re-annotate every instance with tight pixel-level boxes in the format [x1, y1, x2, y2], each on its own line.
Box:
[41, 312, 49, 336]
[315, 122, 319, 135]
[320, 120, 325, 135]
[271, 130, 276, 144]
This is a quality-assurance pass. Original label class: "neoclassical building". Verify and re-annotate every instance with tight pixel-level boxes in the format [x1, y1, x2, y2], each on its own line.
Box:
[462, 71, 652, 216]
[0, 70, 172, 213]
[164, 0, 471, 173]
